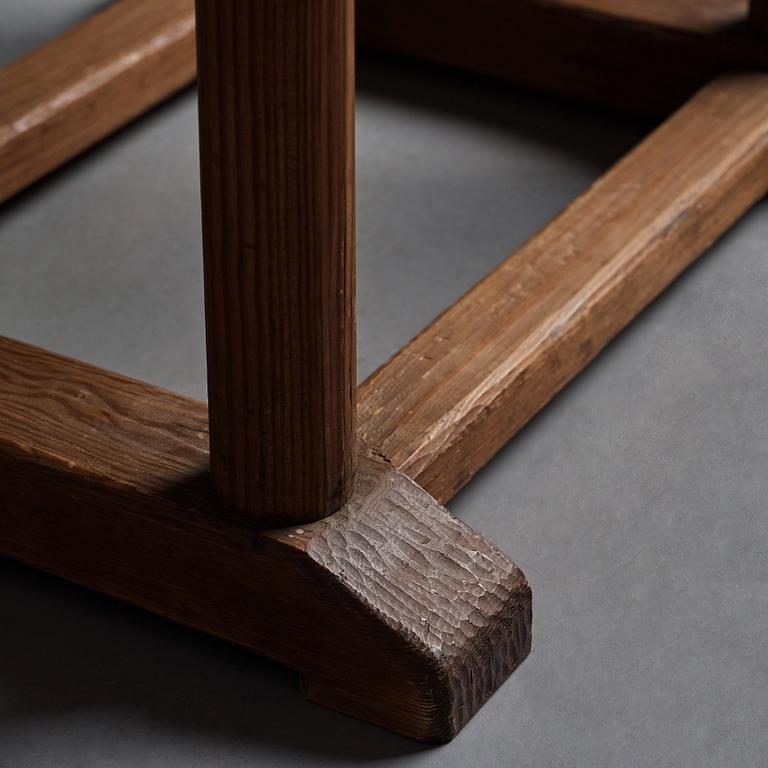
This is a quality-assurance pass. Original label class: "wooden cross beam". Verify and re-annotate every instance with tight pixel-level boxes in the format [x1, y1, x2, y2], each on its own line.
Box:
[0, 0, 196, 204]
[2, 0, 768, 743]
[5, 0, 768, 204]
[357, 0, 768, 115]
[0, 336, 530, 742]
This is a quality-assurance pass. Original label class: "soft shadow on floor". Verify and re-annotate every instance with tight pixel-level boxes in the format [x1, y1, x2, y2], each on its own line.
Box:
[357, 52, 652, 174]
[0, 556, 430, 762]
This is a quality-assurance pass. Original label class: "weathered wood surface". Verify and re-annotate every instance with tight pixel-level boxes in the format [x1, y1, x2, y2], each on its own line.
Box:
[195, 0, 356, 525]
[0, 0, 195, 203]
[359, 73, 768, 504]
[0, 335, 531, 742]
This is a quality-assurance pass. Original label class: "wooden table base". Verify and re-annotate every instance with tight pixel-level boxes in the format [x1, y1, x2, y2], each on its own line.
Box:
[2, 0, 768, 744]
[0, 337, 531, 742]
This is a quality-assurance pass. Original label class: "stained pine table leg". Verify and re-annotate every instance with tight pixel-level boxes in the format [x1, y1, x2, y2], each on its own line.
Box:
[195, 0, 356, 526]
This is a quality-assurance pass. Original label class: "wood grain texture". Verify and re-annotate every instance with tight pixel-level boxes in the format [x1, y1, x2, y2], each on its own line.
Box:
[359, 73, 768, 504]
[0, 0, 195, 204]
[357, 0, 764, 116]
[195, 0, 356, 526]
[5, 2, 768, 211]
[3, 1, 768, 209]
[0, 335, 531, 741]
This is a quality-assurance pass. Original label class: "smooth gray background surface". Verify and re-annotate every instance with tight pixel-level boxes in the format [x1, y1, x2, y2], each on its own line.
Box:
[1, 4, 767, 766]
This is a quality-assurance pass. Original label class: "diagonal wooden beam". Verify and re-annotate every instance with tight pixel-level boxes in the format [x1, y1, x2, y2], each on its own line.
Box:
[358, 73, 768, 504]
[4, 0, 768, 207]
[0, 335, 531, 743]
[0, 0, 195, 204]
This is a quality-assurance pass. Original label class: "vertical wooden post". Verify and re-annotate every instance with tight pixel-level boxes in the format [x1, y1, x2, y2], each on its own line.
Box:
[195, 0, 356, 527]
[750, 0, 768, 36]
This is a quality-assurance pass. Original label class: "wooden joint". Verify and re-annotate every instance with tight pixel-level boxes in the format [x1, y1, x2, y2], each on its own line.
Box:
[6, 0, 768, 746]
[0, 337, 531, 742]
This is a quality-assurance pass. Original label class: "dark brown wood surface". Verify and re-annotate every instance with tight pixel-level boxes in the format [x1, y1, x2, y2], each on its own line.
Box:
[0, 335, 531, 742]
[195, 0, 356, 525]
[358, 73, 768, 504]
[356, 0, 763, 116]
[751, 0, 768, 34]
[0, 0, 195, 204]
[561, 0, 746, 32]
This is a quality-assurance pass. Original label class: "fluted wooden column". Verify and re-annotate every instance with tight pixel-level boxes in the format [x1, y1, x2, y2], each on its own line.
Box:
[195, 0, 356, 526]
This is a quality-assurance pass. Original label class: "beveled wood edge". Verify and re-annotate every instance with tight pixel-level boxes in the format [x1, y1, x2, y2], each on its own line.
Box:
[358, 72, 768, 504]
[299, 459, 532, 740]
[0, 335, 531, 742]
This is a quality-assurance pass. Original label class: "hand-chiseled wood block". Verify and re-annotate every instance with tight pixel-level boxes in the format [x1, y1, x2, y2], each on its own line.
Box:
[0, 336, 531, 742]
[302, 465, 531, 738]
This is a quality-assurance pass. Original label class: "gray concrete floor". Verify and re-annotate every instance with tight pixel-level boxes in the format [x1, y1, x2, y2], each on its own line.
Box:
[1, 4, 767, 766]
